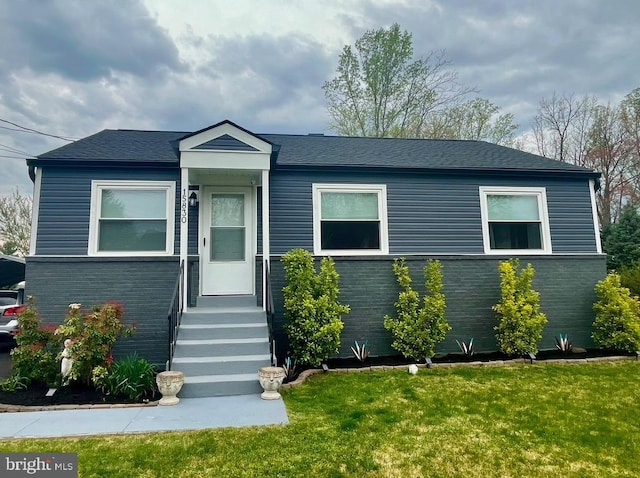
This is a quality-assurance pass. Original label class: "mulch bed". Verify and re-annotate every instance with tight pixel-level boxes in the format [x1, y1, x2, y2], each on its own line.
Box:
[279, 348, 636, 383]
[0, 382, 159, 407]
[325, 348, 634, 369]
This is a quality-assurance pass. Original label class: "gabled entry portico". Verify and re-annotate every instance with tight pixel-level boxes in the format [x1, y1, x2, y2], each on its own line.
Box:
[177, 120, 272, 306]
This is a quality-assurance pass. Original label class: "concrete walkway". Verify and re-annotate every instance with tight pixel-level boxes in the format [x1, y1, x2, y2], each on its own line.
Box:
[0, 394, 289, 439]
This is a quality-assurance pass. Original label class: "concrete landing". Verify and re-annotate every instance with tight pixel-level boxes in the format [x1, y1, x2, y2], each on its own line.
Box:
[0, 394, 289, 439]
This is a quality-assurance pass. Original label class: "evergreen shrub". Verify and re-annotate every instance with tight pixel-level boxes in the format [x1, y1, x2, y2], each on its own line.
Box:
[493, 258, 547, 355]
[384, 258, 450, 361]
[282, 249, 349, 367]
[593, 273, 640, 352]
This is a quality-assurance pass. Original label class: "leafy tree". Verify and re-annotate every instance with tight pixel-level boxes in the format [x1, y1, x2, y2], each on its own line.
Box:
[323, 23, 475, 139]
[424, 97, 518, 146]
[602, 207, 640, 270]
[493, 259, 547, 356]
[0, 188, 32, 256]
[384, 258, 450, 361]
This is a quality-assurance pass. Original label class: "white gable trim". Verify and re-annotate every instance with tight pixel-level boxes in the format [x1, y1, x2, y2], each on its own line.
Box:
[179, 122, 271, 171]
[179, 122, 272, 154]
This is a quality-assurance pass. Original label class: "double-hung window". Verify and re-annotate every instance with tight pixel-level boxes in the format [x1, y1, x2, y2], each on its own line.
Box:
[89, 181, 175, 255]
[479, 186, 551, 254]
[313, 184, 388, 255]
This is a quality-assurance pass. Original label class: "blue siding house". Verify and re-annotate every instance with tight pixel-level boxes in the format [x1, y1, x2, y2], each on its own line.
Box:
[25, 120, 605, 397]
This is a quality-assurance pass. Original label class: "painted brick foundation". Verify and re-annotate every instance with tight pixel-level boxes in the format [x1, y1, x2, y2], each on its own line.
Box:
[268, 254, 607, 359]
[25, 257, 180, 368]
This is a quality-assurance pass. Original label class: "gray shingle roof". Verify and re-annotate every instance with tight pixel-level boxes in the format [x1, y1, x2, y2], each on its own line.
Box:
[34, 128, 596, 175]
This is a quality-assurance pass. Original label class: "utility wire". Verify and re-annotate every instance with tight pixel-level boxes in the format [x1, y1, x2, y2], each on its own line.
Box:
[0, 118, 77, 141]
[0, 143, 33, 156]
[0, 154, 29, 159]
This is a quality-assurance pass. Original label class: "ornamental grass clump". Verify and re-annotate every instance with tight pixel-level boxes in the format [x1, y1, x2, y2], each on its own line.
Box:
[282, 248, 349, 367]
[493, 258, 547, 356]
[92, 353, 156, 401]
[384, 258, 450, 362]
[592, 273, 640, 352]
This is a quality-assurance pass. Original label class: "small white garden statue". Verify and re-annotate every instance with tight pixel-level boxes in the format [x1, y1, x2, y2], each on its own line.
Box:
[61, 338, 73, 380]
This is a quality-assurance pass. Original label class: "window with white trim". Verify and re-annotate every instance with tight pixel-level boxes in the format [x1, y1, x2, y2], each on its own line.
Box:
[313, 184, 388, 255]
[89, 181, 175, 255]
[479, 187, 551, 254]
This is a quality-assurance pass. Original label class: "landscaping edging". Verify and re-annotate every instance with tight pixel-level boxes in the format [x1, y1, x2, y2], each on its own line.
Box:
[0, 400, 159, 413]
[280, 355, 638, 390]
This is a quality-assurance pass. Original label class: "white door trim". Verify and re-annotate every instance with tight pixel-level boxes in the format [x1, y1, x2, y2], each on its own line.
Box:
[200, 186, 255, 295]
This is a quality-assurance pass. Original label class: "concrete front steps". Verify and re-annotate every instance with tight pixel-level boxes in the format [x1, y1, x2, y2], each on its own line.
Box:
[172, 295, 271, 398]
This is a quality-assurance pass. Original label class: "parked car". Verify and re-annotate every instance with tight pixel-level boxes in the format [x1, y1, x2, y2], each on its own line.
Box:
[0, 281, 25, 347]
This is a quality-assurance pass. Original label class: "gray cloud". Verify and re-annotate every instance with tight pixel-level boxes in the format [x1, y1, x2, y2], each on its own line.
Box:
[350, 0, 640, 131]
[0, 0, 184, 81]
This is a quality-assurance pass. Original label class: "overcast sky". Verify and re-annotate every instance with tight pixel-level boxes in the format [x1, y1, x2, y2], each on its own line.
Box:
[1, 0, 639, 196]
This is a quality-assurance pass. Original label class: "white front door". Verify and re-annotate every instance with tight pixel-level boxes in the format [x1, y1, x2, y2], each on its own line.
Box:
[201, 187, 253, 295]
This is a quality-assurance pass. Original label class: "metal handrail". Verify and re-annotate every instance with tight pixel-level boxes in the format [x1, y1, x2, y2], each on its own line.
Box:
[167, 260, 184, 370]
[265, 260, 276, 366]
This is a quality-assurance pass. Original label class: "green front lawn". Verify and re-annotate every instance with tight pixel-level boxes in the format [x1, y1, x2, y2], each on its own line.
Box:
[3, 361, 640, 477]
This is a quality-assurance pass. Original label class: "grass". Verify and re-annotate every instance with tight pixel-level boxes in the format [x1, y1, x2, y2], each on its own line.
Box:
[2, 361, 640, 477]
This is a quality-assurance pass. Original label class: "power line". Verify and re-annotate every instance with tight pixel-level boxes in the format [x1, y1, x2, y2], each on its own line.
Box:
[0, 154, 29, 159]
[0, 143, 33, 156]
[0, 118, 77, 142]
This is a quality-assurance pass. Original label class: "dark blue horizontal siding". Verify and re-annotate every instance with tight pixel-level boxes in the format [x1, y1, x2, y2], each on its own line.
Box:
[36, 167, 181, 256]
[270, 170, 598, 255]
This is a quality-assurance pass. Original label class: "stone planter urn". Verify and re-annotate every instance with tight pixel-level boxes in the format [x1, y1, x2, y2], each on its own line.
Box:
[156, 370, 185, 406]
[258, 366, 286, 400]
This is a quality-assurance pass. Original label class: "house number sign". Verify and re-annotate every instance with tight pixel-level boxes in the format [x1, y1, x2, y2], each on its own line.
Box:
[181, 188, 188, 223]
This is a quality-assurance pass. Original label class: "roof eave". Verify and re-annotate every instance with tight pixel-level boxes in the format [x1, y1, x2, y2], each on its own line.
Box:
[26, 158, 179, 168]
[273, 163, 600, 179]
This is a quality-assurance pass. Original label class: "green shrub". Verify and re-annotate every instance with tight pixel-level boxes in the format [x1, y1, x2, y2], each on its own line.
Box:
[10, 299, 62, 386]
[493, 259, 547, 355]
[384, 258, 450, 361]
[618, 263, 640, 296]
[593, 273, 640, 352]
[55, 302, 136, 385]
[92, 354, 156, 401]
[602, 207, 640, 270]
[282, 249, 349, 367]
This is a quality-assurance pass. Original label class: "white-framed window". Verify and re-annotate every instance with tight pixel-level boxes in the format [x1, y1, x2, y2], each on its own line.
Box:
[479, 186, 552, 254]
[312, 184, 389, 255]
[88, 180, 175, 256]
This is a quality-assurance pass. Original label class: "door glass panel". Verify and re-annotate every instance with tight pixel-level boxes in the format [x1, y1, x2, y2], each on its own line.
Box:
[210, 193, 245, 261]
[212, 194, 244, 226]
[211, 227, 245, 260]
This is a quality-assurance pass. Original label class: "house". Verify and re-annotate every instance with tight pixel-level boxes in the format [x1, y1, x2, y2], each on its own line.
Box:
[24, 120, 605, 396]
